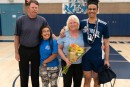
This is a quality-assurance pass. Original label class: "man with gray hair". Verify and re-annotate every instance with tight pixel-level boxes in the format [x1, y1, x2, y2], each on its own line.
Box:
[14, 1, 49, 87]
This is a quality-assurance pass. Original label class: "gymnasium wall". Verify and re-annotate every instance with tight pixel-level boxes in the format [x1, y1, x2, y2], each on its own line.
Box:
[0, 1, 130, 36]
[31, 3, 130, 14]
[40, 14, 130, 36]
[23, 3, 62, 14]
[0, 0, 23, 3]
[99, 2, 130, 14]
[0, 0, 130, 3]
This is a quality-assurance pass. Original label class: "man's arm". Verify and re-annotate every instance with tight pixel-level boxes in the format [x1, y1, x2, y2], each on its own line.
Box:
[14, 35, 20, 61]
[59, 26, 68, 37]
[103, 38, 110, 67]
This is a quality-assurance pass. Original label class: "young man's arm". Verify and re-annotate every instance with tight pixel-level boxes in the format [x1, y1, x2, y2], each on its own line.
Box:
[103, 38, 110, 67]
[59, 26, 68, 38]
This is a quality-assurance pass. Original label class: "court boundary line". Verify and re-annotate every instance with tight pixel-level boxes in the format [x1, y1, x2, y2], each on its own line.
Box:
[12, 74, 20, 87]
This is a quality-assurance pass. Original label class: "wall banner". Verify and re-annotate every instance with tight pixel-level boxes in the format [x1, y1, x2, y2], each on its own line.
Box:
[63, 0, 87, 14]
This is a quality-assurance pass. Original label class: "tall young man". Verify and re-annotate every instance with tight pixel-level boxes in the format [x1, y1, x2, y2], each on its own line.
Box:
[81, 0, 110, 87]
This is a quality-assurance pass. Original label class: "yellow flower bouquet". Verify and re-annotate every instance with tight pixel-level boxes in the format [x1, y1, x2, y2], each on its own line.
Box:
[62, 44, 90, 74]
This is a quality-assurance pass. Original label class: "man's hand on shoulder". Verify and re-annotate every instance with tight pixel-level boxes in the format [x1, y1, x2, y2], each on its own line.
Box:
[60, 26, 67, 38]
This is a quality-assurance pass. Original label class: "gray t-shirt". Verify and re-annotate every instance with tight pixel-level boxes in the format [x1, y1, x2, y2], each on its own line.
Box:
[15, 15, 48, 47]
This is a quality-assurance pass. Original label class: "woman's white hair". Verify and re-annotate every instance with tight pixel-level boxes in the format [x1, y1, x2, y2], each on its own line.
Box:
[66, 15, 80, 30]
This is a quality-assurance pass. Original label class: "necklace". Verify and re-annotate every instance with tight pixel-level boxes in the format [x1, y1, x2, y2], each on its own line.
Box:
[86, 18, 98, 44]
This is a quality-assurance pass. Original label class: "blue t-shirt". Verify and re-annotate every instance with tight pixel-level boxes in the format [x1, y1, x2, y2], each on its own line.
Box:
[80, 18, 109, 59]
[40, 39, 59, 67]
[57, 31, 84, 64]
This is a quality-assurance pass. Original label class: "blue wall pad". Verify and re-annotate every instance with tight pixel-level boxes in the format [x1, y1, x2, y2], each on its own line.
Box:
[1, 14, 130, 36]
[40, 14, 130, 36]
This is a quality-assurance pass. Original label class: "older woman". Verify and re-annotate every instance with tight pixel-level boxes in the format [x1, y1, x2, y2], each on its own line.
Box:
[57, 15, 84, 87]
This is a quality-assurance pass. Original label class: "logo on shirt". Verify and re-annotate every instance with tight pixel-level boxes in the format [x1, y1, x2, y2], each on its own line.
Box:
[82, 26, 100, 38]
[89, 28, 100, 38]
[45, 45, 50, 50]
[82, 26, 87, 33]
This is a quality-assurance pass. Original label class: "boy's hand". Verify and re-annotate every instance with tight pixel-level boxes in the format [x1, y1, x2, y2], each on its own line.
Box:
[60, 27, 66, 38]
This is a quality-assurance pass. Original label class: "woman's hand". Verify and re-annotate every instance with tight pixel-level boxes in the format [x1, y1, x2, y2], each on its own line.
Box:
[65, 58, 71, 66]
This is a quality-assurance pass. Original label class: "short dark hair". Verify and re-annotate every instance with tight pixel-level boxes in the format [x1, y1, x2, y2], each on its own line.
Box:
[25, 0, 39, 6]
[87, 0, 99, 8]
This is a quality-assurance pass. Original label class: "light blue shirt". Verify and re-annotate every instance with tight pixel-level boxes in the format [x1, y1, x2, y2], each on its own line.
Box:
[57, 31, 84, 64]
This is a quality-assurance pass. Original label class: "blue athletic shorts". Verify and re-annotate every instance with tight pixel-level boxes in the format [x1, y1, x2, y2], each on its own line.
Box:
[82, 53, 104, 73]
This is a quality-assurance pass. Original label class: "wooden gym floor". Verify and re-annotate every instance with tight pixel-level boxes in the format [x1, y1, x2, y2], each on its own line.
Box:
[0, 36, 130, 87]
